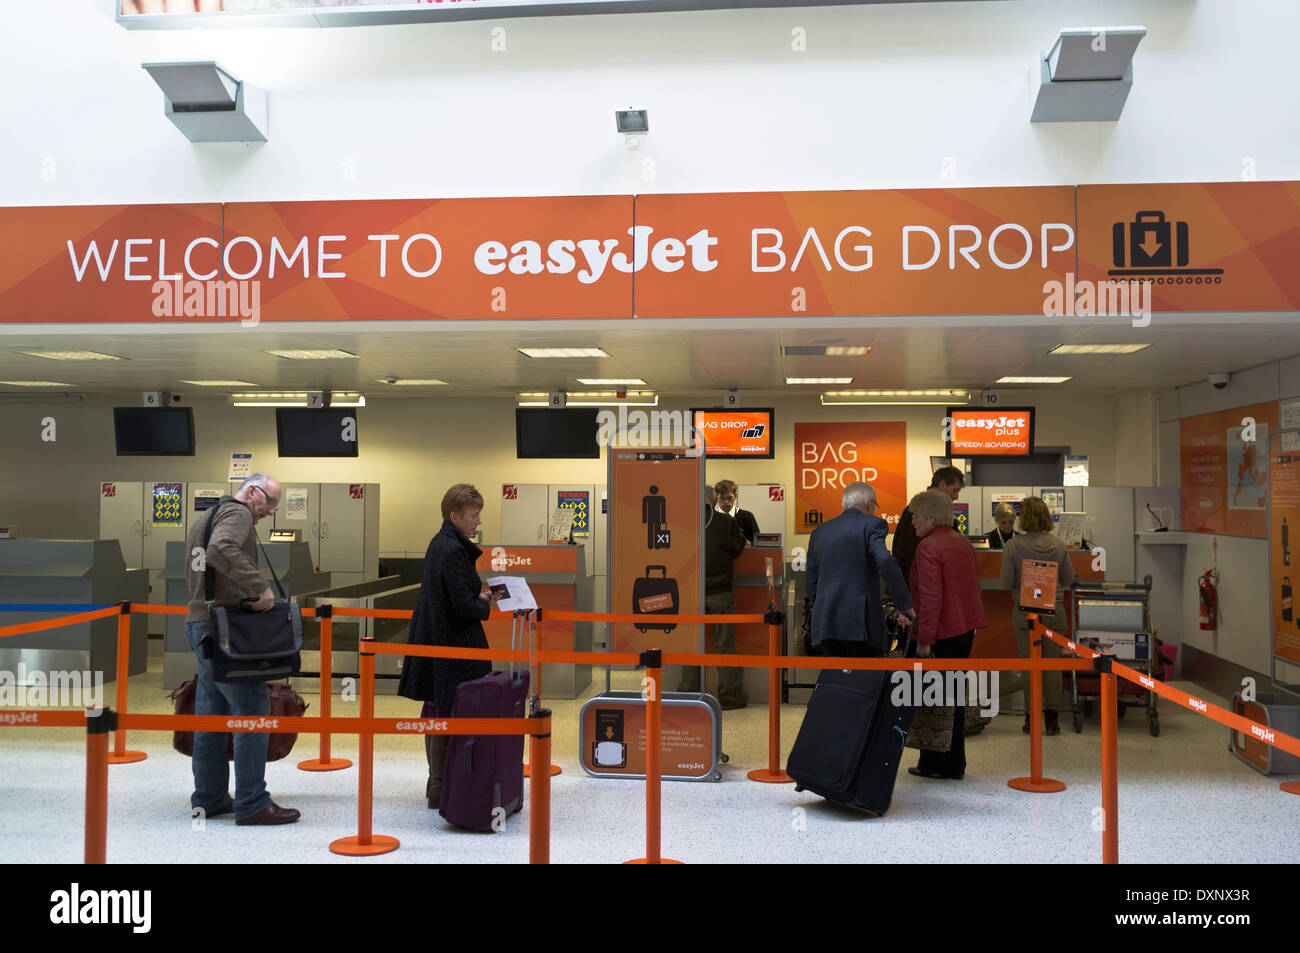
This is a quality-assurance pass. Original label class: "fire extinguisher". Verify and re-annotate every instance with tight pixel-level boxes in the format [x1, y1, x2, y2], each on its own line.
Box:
[1198, 568, 1218, 631]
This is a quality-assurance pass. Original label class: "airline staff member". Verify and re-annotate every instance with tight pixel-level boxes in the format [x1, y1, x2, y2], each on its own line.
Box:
[986, 503, 1018, 549]
[714, 480, 759, 544]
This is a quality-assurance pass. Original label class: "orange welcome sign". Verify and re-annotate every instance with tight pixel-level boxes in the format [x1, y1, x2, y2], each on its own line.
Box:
[3, 182, 1299, 322]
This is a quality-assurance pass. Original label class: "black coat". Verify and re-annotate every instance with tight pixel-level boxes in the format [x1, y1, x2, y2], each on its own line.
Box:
[397, 521, 492, 713]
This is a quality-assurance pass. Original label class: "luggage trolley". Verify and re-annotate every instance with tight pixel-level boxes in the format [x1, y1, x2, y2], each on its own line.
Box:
[1067, 576, 1160, 736]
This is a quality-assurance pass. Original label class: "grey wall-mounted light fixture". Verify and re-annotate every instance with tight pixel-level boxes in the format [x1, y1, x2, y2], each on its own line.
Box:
[1030, 26, 1146, 122]
[616, 108, 648, 149]
[142, 60, 268, 142]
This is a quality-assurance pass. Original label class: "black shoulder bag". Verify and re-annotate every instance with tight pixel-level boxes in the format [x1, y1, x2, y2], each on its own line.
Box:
[204, 502, 303, 683]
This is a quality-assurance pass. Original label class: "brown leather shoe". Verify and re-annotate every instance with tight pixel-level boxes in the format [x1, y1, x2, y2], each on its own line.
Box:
[236, 802, 301, 826]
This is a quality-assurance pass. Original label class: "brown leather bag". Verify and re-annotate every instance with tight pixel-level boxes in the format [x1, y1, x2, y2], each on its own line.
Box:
[169, 677, 307, 762]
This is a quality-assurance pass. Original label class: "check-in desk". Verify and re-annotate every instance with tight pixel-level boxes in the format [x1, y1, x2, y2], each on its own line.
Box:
[160, 539, 328, 690]
[972, 549, 1103, 658]
[479, 544, 591, 700]
[726, 545, 784, 703]
[0, 539, 148, 680]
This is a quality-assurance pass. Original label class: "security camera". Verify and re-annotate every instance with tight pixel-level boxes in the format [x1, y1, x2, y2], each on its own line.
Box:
[1209, 372, 1230, 390]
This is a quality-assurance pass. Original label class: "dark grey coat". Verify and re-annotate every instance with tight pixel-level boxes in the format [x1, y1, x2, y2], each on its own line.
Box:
[397, 521, 491, 714]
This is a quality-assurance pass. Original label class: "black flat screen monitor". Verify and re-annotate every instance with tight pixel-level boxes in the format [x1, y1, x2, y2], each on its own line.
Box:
[113, 407, 195, 456]
[276, 408, 360, 457]
[515, 407, 600, 459]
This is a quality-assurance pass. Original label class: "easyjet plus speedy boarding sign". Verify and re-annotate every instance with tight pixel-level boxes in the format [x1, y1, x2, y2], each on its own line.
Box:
[946, 407, 1034, 456]
[691, 408, 775, 458]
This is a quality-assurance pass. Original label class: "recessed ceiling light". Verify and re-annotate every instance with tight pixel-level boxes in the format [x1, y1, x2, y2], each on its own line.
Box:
[786, 377, 854, 385]
[15, 349, 123, 361]
[1048, 344, 1151, 355]
[820, 389, 971, 405]
[996, 376, 1072, 384]
[577, 378, 645, 385]
[264, 349, 359, 360]
[378, 379, 449, 386]
[783, 345, 870, 357]
[0, 380, 74, 387]
[231, 392, 366, 407]
[180, 380, 258, 387]
[824, 346, 870, 356]
[517, 347, 609, 359]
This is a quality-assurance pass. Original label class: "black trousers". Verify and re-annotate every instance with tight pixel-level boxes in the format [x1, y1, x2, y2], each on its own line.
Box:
[816, 639, 886, 659]
[908, 630, 975, 778]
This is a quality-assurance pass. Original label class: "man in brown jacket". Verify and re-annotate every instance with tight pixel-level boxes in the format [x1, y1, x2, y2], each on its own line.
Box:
[184, 473, 300, 825]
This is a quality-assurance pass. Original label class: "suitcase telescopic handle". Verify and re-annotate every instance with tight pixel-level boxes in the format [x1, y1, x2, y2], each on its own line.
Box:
[646, 565, 668, 577]
[1135, 210, 1166, 223]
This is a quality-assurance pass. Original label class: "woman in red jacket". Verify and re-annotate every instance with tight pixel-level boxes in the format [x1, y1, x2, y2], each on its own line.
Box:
[906, 489, 989, 780]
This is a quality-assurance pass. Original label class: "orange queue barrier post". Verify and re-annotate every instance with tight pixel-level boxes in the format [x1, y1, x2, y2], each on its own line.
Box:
[1098, 657, 1120, 864]
[528, 706, 553, 864]
[625, 649, 681, 864]
[109, 603, 146, 765]
[522, 609, 561, 779]
[748, 612, 792, 784]
[1008, 614, 1066, 794]
[329, 634, 399, 857]
[85, 707, 111, 864]
[299, 605, 352, 773]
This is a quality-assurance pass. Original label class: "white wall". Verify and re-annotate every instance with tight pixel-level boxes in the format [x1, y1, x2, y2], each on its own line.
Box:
[3, 0, 1299, 208]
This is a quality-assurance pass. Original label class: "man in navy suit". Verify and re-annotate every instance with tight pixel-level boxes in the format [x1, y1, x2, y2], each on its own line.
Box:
[807, 482, 915, 657]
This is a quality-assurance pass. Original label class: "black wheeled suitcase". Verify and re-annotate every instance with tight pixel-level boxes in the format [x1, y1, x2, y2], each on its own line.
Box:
[631, 565, 679, 633]
[787, 667, 914, 817]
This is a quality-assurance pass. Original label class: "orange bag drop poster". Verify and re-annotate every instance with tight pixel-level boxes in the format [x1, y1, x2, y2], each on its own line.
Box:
[581, 700, 715, 779]
[1179, 401, 1279, 538]
[1269, 431, 1300, 666]
[794, 422, 907, 534]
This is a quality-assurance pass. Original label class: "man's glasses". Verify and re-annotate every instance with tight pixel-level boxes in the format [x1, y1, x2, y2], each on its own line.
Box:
[252, 485, 279, 509]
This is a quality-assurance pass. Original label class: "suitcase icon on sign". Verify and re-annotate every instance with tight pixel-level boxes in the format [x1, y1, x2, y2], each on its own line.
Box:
[632, 565, 679, 633]
[1112, 210, 1189, 269]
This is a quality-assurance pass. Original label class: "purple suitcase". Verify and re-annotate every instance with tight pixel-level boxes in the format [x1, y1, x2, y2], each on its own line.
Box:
[440, 669, 530, 831]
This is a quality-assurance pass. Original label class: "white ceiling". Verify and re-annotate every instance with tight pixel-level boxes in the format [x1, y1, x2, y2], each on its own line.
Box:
[0, 314, 1296, 399]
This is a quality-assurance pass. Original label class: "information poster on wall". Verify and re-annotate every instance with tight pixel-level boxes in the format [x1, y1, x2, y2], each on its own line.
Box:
[794, 421, 907, 533]
[1064, 455, 1090, 487]
[1040, 488, 1066, 522]
[152, 482, 182, 526]
[1269, 431, 1300, 666]
[228, 452, 252, 482]
[1180, 401, 1280, 538]
[952, 502, 970, 536]
[608, 448, 702, 655]
[556, 489, 590, 537]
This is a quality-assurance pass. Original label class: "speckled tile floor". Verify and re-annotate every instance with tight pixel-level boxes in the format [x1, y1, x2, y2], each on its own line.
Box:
[2, 641, 1296, 864]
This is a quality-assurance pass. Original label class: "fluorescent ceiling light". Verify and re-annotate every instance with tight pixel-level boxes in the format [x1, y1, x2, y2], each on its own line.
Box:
[787, 377, 853, 385]
[577, 378, 645, 385]
[517, 347, 609, 359]
[1048, 344, 1151, 355]
[378, 379, 448, 386]
[518, 391, 658, 407]
[0, 380, 74, 387]
[823, 390, 970, 398]
[996, 376, 1072, 384]
[15, 349, 123, 361]
[180, 379, 258, 387]
[821, 389, 970, 406]
[231, 392, 366, 407]
[784, 346, 870, 357]
[264, 349, 359, 360]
